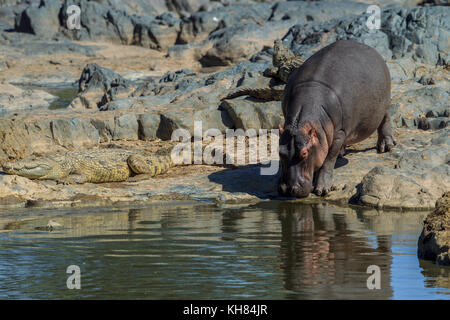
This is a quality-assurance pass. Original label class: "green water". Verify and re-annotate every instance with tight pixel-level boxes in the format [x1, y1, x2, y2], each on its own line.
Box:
[0, 201, 448, 299]
[46, 87, 78, 110]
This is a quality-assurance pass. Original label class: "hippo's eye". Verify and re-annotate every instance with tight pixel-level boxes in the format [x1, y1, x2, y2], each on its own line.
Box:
[299, 147, 309, 161]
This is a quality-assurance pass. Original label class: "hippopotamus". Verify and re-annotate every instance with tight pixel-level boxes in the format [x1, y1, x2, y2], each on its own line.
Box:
[278, 40, 396, 198]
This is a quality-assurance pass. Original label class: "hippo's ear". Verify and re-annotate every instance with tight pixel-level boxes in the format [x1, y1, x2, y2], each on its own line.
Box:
[302, 123, 316, 139]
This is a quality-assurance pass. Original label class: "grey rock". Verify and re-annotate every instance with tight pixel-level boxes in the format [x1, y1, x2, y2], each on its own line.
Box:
[391, 86, 449, 129]
[418, 192, 450, 266]
[283, 6, 449, 66]
[51, 118, 100, 148]
[72, 63, 133, 109]
[14, 0, 181, 50]
[357, 130, 450, 210]
[138, 113, 161, 140]
[112, 113, 138, 140]
[15, 0, 60, 37]
[178, 2, 273, 44]
[220, 97, 282, 130]
[175, 1, 371, 67]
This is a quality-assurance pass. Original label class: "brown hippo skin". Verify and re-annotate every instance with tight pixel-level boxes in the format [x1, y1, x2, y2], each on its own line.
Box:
[278, 40, 396, 198]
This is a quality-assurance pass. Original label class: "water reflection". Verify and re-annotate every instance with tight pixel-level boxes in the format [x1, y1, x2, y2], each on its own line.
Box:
[0, 202, 448, 299]
[277, 202, 392, 299]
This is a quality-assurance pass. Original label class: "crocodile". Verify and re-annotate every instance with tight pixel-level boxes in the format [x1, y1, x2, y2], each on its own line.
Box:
[1, 147, 214, 184]
[222, 39, 305, 101]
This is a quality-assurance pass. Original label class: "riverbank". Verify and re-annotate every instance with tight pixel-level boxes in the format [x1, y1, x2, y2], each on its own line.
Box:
[0, 1, 448, 211]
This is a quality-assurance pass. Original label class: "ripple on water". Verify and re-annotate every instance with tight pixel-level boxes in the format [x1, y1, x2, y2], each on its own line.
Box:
[0, 202, 448, 299]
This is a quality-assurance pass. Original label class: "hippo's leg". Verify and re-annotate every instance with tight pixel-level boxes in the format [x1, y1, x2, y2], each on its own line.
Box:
[314, 130, 346, 196]
[376, 112, 396, 153]
[338, 146, 346, 158]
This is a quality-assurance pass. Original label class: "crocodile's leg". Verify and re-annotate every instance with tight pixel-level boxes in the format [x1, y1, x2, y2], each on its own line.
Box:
[56, 174, 89, 185]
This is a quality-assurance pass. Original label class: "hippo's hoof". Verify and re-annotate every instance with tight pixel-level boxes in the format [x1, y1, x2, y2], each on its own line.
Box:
[314, 185, 336, 196]
[377, 135, 397, 153]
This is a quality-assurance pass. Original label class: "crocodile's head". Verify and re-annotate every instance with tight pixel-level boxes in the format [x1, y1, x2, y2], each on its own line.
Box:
[2, 157, 58, 179]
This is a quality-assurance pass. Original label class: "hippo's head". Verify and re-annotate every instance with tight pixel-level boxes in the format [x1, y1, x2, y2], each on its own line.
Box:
[277, 122, 324, 198]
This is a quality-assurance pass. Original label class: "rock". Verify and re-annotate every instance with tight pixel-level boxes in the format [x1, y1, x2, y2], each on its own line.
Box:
[177, 2, 273, 44]
[174, 1, 370, 67]
[0, 82, 57, 114]
[46, 219, 62, 230]
[219, 97, 282, 130]
[356, 129, 450, 210]
[131, 13, 181, 50]
[391, 86, 449, 129]
[51, 118, 100, 148]
[137, 113, 161, 140]
[14, 0, 182, 50]
[112, 113, 139, 140]
[15, 0, 61, 38]
[71, 63, 134, 109]
[283, 6, 449, 66]
[418, 192, 450, 266]
[166, 0, 211, 18]
[198, 20, 293, 67]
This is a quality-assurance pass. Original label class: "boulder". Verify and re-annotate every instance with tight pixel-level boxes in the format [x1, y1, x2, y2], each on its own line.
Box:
[418, 192, 450, 266]
[356, 129, 450, 210]
[391, 86, 449, 129]
[284, 6, 449, 66]
[70, 63, 134, 109]
[14, 0, 182, 50]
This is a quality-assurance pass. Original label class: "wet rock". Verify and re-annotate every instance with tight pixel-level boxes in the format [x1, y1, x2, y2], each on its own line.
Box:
[418, 192, 450, 266]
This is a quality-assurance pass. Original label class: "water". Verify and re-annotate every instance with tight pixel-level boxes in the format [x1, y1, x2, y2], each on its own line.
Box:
[0, 201, 448, 300]
[46, 86, 78, 110]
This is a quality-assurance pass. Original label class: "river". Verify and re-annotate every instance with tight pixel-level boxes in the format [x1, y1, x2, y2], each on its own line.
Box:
[0, 201, 448, 299]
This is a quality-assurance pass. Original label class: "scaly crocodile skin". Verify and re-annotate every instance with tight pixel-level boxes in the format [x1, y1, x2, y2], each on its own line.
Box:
[2, 148, 179, 184]
[223, 39, 305, 101]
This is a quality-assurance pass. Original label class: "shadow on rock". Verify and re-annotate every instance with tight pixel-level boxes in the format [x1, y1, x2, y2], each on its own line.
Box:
[208, 163, 280, 199]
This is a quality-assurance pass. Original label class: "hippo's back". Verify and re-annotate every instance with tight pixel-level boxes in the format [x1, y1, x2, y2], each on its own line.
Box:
[289, 40, 391, 142]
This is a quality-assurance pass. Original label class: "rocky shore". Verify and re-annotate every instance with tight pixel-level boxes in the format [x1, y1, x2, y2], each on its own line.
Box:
[0, 0, 448, 210]
[418, 192, 450, 266]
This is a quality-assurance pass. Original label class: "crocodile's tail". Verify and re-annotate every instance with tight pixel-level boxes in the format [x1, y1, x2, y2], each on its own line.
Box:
[128, 154, 174, 177]
[222, 87, 284, 101]
[128, 146, 230, 177]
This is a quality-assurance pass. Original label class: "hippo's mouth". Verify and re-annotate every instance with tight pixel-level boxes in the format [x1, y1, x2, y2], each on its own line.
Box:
[278, 180, 313, 198]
